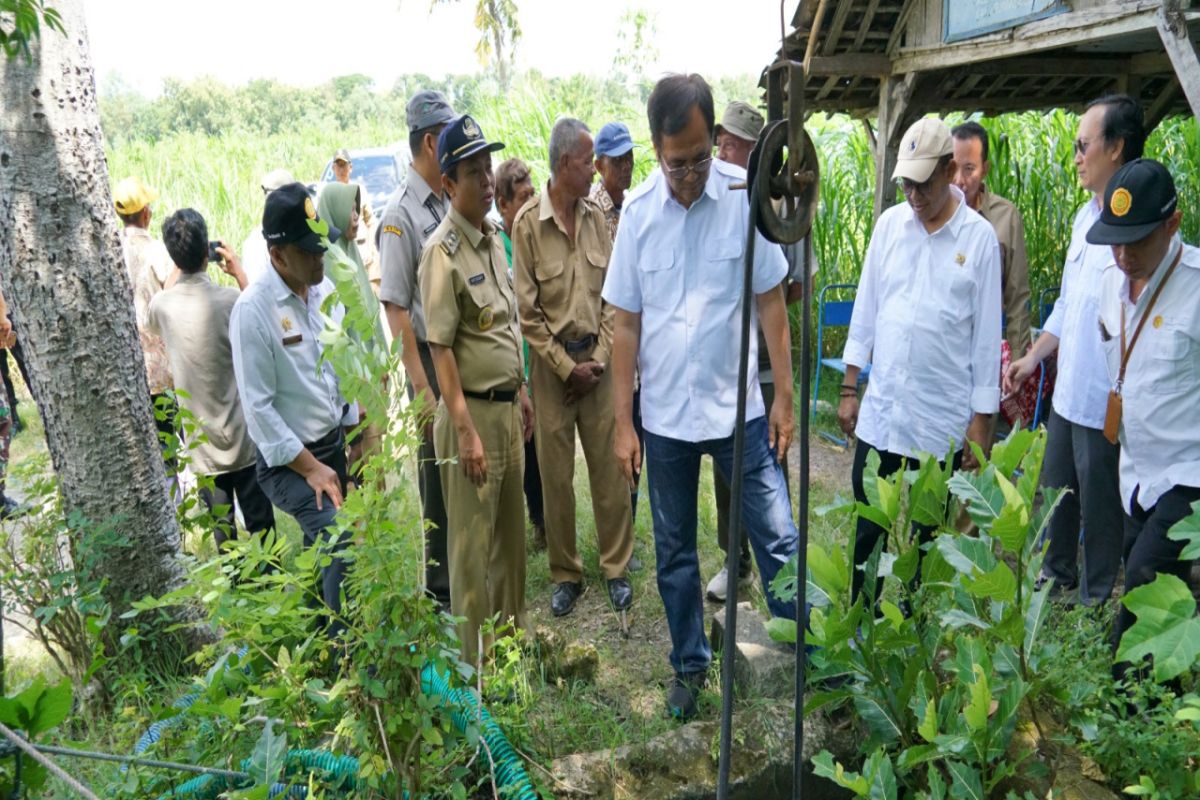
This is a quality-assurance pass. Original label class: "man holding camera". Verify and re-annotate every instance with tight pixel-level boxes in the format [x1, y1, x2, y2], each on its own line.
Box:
[150, 209, 273, 548]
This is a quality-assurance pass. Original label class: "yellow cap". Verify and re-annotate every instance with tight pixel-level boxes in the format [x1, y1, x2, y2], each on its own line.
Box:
[113, 177, 158, 216]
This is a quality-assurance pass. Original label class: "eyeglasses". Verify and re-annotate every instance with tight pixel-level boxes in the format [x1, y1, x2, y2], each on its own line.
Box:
[1074, 137, 1092, 156]
[662, 156, 712, 181]
[895, 175, 936, 196]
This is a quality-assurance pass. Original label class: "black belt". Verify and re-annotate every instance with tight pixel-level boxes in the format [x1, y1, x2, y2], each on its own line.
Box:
[560, 334, 596, 354]
[463, 387, 519, 403]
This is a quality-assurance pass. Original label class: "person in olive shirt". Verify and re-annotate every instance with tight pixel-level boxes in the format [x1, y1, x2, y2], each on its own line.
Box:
[496, 158, 544, 550]
[513, 118, 635, 618]
[420, 116, 534, 664]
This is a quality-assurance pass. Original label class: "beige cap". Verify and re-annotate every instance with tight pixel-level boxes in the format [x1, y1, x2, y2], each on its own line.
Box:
[893, 118, 953, 183]
[260, 168, 296, 193]
[715, 101, 764, 143]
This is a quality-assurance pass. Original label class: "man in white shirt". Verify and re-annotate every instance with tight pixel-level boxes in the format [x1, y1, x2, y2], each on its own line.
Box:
[838, 118, 1002, 606]
[230, 183, 358, 633]
[604, 74, 799, 721]
[1005, 94, 1145, 606]
[1089, 160, 1200, 669]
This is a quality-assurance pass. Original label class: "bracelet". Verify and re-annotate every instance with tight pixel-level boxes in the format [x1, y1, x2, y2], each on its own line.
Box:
[840, 390, 858, 397]
[840, 384, 856, 391]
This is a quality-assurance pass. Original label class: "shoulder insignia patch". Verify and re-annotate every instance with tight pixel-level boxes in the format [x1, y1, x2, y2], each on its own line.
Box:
[468, 273, 485, 286]
[383, 225, 403, 238]
[440, 228, 461, 256]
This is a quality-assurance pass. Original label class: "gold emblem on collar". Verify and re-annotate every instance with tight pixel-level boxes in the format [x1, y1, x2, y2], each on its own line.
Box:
[281, 316, 294, 332]
[955, 252, 966, 265]
[1153, 315, 1163, 329]
[478, 306, 495, 331]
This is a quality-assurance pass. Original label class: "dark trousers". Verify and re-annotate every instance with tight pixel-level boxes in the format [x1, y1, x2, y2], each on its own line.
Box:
[631, 386, 644, 518]
[407, 341, 451, 606]
[523, 433, 544, 528]
[198, 463, 277, 549]
[714, 381, 789, 575]
[1040, 409, 1123, 605]
[1112, 484, 1200, 677]
[255, 428, 349, 631]
[850, 438, 961, 606]
[644, 416, 799, 675]
[0, 331, 33, 430]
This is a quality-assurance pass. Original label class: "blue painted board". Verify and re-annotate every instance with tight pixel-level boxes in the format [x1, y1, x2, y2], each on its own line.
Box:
[944, 0, 1069, 44]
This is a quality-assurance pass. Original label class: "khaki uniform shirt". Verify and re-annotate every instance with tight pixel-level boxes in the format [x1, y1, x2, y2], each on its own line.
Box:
[976, 185, 1032, 357]
[420, 209, 524, 393]
[512, 188, 615, 382]
[589, 182, 621, 242]
[121, 226, 175, 394]
[147, 273, 256, 475]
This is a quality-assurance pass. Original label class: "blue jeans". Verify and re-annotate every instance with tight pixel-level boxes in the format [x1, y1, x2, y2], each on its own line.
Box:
[644, 416, 799, 675]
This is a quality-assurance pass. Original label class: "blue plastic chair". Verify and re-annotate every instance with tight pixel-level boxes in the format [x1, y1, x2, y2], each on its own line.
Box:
[811, 283, 870, 420]
[1030, 286, 1061, 429]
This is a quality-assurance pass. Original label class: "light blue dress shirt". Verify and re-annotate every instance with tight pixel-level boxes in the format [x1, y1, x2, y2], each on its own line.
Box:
[230, 266, 355, 467]
[602, 159, 788, 443]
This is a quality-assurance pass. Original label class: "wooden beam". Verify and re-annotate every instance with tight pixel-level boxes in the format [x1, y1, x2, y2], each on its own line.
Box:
[1156, 1, 1200, 120]
[886, 0, 918, 56]
[803, 0, 834, 74]
[806, 53, 892, 76]
[954, 56, 1131, 77]
[1145, 78, 1180, 131]
[817, 75, 841, 101]
[854, 0, 882, 50]
[891, 7, 1200, 76]
[822, 0, 856, 55]
[1130, 51, 1174, 75]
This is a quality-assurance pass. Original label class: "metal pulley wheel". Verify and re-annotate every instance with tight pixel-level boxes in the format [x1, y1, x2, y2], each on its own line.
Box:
[746, 119, 820, 245]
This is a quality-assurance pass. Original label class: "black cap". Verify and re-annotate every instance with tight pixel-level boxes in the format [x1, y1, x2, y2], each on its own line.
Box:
[1086, 158, 1179, 245]
[262, 183, 340, 254]
[437, 114, 504, 174]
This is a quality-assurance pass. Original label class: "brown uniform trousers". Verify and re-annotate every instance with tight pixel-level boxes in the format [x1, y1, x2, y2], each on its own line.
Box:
[420, 208, 527, 664]
[513, 188, 634, 585]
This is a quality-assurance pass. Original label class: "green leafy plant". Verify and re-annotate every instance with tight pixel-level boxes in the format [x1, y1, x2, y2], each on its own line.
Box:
[0, 675, 73, 794]
[773, 427, 1063, 798]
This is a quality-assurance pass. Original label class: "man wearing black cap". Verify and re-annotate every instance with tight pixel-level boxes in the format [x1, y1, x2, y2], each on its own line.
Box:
[1090, 159, 1200, 670]
[378, 90, 457, 608]
[419, 115, 533, 665]
[230, 182, 357, 631]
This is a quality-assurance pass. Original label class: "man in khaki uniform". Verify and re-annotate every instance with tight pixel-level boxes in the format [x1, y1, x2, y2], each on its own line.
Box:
[420, 115, 534, 664]
[513, 118, 634, 618]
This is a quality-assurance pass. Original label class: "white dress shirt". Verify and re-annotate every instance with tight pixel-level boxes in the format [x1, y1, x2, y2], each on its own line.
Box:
[843, 185, 1002, 459]
[241, 227, 272, 287]
[230, 266, 356, 467]
[1098, 237, 1200, 513]
[602, 160, 788, 443]
[1042, 199, 1113, 429]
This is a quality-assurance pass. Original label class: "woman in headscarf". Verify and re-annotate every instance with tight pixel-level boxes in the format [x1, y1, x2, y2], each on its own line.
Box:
[317, 182, 387, 481]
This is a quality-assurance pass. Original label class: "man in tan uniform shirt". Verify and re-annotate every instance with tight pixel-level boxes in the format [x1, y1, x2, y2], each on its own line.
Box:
[421, 115, 534, 664]
[513, 118, 634, 618]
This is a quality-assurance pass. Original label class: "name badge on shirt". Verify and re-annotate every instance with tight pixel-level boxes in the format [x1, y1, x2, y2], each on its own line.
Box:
[423, 222, 439, 235]
[469, 274, 485, 286]
[283, 334, 303, 346]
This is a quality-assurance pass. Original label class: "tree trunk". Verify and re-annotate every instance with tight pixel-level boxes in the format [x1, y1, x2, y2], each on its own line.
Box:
[0, 0, 204, 653]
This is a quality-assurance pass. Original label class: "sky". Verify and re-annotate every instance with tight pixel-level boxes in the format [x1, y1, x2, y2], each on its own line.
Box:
[84, 0, 793, 96]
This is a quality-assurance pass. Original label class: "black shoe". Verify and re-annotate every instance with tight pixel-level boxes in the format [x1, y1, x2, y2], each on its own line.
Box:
[607, 577, 632, 611]
[666, 672, 705, 721]
[551, 582, 584, 617]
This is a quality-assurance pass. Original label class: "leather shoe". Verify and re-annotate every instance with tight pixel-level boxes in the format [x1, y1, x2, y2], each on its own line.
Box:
[607, 577, 632, 611]
[666, 672, 706, 720]
[551, 581, 584, 617]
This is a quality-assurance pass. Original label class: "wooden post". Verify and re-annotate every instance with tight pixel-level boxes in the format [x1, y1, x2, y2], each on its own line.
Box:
[873, 73, 924, 219]
[1157, 0, 1200, 119]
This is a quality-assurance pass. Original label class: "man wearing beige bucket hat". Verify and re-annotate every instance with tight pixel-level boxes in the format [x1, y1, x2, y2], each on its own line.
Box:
[838, 117, 1002, 607]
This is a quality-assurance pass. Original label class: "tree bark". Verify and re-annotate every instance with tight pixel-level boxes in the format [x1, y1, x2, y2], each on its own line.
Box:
[0, 0, 203, 652]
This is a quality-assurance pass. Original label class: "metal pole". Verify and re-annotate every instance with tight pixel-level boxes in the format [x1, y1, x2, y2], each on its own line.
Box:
[715, 179, 760, 800]
[0, 723, 101, 800]
[34, 744, 249, 781]
[792, 235, 813, 800]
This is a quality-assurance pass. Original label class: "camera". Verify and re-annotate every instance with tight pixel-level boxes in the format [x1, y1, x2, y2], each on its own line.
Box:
[207, 241, 223, 264]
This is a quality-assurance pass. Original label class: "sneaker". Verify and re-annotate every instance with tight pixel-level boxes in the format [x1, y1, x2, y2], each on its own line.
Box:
[551, 581, 584, 617]
[706, 567, 731, 603]
[666, 672, 705, 720]
[607, 577, 633, 611]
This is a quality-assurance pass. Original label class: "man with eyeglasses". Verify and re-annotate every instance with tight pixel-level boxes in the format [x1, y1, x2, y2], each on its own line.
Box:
[603, 73, 799, 721]
[1004, 94, 1145, 607]
[838, 117, 1002, 608]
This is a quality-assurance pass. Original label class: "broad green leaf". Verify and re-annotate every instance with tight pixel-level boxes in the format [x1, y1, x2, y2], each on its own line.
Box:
[896, 743, 940, 771]
[28, 679, 72, 737]
[861, 449, 884, 509]
[1024, 583, 1052, 656]
[811, 750, 870, 795]
[935, 534, 996, 577]
[926, 767, 948, 800]
[893, 545, 920, 584]
[987, 427, 1036, 479]
[948, 467, 1005, 528]
[1167, 501, 1200, 560]
[966, 562, 1016, 603]
[864, 749, 898, 800]
[808, 543, 847, 598]
[908, 457, 950, 527]
[962, 665, 990, 732]
[880, 601, 906, 631]
[853, 693, 903, 743]
[875, 473, 900, 522]
[1117, 573, 1200, 682]
[856, 502, 893, 532]
[247, 720, 288, 786]
[940, 609, 989, 631]
[946, 760, 984, 800]
[766, 617, 797, 645]
[917, 698, 938, 742]
[990, 503, 1030, 554]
